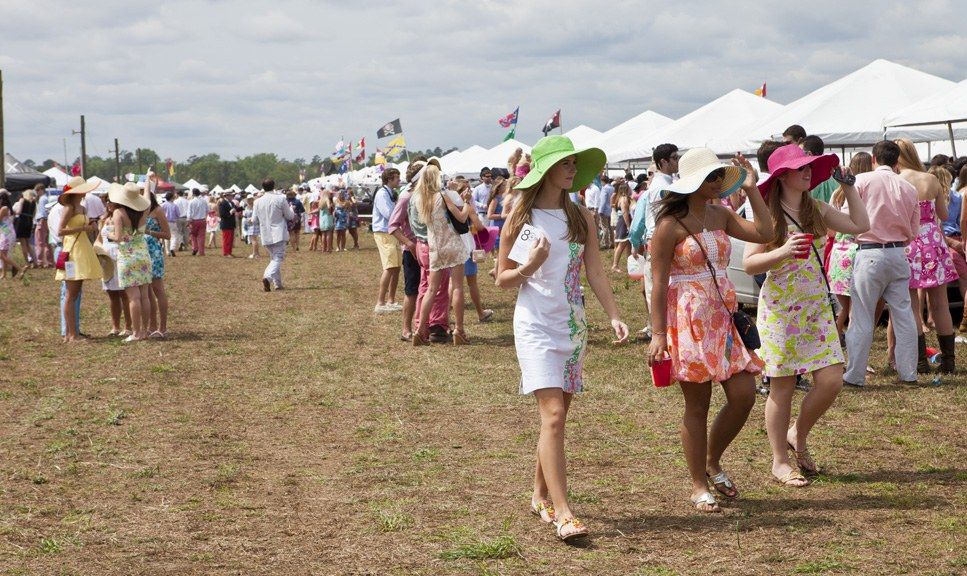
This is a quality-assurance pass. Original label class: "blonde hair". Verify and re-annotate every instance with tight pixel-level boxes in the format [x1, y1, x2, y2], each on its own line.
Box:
[611, 182, 630, 208]
[767, 180, 826, 249]
[416, 164, 442, 227]
[895, 138, 925, 172]
[928, 165, 953, 202]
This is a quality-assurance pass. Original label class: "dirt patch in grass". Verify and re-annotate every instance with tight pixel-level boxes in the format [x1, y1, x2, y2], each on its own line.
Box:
[1, 236, 965, 574]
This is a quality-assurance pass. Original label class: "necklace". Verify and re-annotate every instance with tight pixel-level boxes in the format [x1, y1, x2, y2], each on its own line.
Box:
[535, 208, 568, 224]
[779, 198, 800, 212]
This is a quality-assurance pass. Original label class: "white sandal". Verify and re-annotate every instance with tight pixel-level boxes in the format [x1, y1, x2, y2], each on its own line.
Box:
[690, 491, 720, 513]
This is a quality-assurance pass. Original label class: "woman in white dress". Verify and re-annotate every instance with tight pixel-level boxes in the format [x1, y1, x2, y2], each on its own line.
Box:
[496, 136, 629, 541]
[96, 201, 132, 336]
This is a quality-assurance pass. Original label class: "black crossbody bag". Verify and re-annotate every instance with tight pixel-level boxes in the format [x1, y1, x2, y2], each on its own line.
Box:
[674, 218, 761, 350]
[440, 191, 470, 234]
[781, 209, 842, 319]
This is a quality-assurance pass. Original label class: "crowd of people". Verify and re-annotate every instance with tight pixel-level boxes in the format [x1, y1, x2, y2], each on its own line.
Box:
[361, 126, 965, 540]
[2, 123, 965, 542]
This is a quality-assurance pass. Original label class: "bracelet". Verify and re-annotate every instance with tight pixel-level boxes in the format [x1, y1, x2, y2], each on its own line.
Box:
[516, 268, 533, 278]
[652, 331, 667, 336]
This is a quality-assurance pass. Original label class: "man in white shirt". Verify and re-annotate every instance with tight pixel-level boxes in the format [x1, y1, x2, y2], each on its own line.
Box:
[585, 180, 600, 213]
[82, 191, 106, 243]
[253, 179, 295, 291]
[627, 143, 679, 340]
[174, 190, 190, 251]
[187, 188, 209, 255]
[598, 175, 614, 248]
[471, 168, 493, 220]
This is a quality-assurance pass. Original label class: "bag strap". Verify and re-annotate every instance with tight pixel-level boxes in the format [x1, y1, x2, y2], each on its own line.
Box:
[673, 216, 734, 315]
[781, 208, 838, 316]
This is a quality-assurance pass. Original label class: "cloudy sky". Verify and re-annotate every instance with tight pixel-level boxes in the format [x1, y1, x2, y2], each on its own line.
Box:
[2, 0, 965, 164]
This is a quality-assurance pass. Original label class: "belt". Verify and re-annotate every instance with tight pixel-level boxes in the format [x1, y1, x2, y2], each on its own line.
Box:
[857, 241, 906, 250]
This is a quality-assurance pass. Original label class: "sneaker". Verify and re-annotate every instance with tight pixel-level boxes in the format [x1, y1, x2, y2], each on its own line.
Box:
[374, 304, 394, 314]
[385, 302, 403, 311]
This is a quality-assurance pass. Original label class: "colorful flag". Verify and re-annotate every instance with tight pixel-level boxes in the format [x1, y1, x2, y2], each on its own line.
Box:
[330, 140, 349, 163]
[503, 127, 517, 142]
[754, 82, 767, 98]
[383, 134, 406, 159]
[376, 119, 403, 139]
[542, 109, 561, 135]
[354, 138, 366, 163]
[375, 149, 387, 165]
[498, 107, 519, 128]
[165, 158, 175, 177]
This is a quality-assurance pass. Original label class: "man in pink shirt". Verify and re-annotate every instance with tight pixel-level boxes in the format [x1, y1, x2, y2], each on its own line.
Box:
[844, 141, 920, 386]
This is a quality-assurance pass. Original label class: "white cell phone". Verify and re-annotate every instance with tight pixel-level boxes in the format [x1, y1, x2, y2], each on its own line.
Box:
[508, 223, 543, 265]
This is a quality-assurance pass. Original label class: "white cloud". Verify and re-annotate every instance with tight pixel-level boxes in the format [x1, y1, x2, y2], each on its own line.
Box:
[0, 0, 965, 164]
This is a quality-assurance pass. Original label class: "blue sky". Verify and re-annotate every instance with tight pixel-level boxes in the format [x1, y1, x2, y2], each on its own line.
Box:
[1, 0, 965, 163]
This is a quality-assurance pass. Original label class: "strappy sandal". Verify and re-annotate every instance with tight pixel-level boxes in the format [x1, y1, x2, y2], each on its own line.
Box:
[706, 471, 739, 499]
[554, 517, 589, 541]
[530, 499, 556, 524]
[148, 331, 167, 339]
[107, 330, 120, 337]
[412, 331, 430, 347]
[479, 309, 494, 323]
[453, 331, 470, 345]
[773, 469, 810, 487]
[690, 491, 720, 513]
[787, 441, 819, 476]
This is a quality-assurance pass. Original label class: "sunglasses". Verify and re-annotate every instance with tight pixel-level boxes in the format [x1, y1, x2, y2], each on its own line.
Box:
[704, 168, 726, 183]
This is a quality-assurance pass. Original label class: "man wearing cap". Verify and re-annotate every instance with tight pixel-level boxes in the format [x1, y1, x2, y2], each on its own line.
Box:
[253, 178, 295, 291]
[187, 188, 208, 255]
[844, 140, 920, 387]
[628, 143, 679, 340]
[471, 168, 493, 221]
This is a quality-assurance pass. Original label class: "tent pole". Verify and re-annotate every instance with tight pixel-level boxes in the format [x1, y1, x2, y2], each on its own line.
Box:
[948, 122, 957, 158]
[928, 141, 931, 158]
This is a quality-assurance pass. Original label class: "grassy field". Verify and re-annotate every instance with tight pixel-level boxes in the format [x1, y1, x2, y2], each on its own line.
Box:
[0, 233, 965, 575]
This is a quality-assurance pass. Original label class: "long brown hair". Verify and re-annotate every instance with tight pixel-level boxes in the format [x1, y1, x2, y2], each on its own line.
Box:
[895, 138, 925, 172]
[767, 180, 826, 248]
[505, 180, 588, 244]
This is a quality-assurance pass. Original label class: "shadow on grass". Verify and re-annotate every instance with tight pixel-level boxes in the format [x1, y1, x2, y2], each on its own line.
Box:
[819, 468, 965, 485]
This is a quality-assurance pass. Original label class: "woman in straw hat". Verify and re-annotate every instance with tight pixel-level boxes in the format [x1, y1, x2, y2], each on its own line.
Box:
[55, 177, 104, 342]
[109, 183, 153, 342]
[648, 148, 773, 512]
[744, 144, 868, 487]
[95, 199, 133, 337]
[495, 136, 629, 541]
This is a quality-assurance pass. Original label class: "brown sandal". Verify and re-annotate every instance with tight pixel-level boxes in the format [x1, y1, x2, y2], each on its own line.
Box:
[452, 331, 470, 345]
[412, 331, 430, 347]
[787, 441, 819, 476]
[773, 469, 810, 487]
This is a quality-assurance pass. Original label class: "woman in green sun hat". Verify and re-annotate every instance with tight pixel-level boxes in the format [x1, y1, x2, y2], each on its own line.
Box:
[495, 135, 629, 542]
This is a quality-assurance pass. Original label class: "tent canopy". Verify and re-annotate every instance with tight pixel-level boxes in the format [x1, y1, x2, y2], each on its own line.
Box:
[589, 110, 674, 158]
[4, 153, 52, 192]
[611, 90, 783, 162]
[43, 167, 70, 187]
[885, 78, 967, 128]
[562, 125, 602, 148]
[750, 59, 957, 146]
[448, 140, 532, 175]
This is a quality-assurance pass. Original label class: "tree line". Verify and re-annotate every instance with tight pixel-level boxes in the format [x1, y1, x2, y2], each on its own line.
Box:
[23, 146, 458, 188]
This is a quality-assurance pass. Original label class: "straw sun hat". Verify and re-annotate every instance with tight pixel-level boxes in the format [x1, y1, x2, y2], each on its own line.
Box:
[93, 244, 115, 280]
[58, 176, 102, 204]
[108, 182, 150, 211]
[660, 148, 745, 199]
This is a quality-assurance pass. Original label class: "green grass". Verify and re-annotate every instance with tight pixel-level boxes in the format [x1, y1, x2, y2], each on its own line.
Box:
[372, 503, 414, 533]
[439, 534, 522, 561]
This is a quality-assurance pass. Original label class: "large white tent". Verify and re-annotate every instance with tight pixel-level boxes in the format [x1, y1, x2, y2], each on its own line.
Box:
[749, 59, 956, 147]
[589, 110, 674, 157]
[439, 148, 465, 174]
[448, 140, 531, 175]
[182, 178, 205, 190]
[562, 125, 602, 148]
[611, 90, 783, 162]
[885, 78, 967, 154]
[43, 167, 70, 187]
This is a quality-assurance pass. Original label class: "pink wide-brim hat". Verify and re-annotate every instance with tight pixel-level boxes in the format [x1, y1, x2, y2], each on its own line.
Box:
[758, 144, 839, 197]
[474, 226, 500, 252]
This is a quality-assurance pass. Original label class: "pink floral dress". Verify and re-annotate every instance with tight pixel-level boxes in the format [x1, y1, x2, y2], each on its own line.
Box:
[667, 229, 763, 383]
[907, 200, 958, 289]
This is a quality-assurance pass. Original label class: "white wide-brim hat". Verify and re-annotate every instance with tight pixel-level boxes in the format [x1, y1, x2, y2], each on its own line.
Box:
[660, 147, 745, 199]
[108, 182, 150, 211]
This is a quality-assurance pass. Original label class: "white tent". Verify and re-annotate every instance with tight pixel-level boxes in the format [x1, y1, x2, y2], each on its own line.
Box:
[244, 184, 259, 193]
[439, 149, 464, 174]
[43, 167, 70, 187]
[182, 178, 205, 190]
[611, 90, 783, 162]
[229, 185, 242, 193]
[449, 140, 531, 175]
[589, 110, 674, 157]
[885, 78, 967, 153]
[211, 184, 225, 194]
[749, 59, 957, 147]
[562, 125, 602, 148]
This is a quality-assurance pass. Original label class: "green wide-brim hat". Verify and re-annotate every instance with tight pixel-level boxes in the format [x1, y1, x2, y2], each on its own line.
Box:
[514, 135, 607, 192]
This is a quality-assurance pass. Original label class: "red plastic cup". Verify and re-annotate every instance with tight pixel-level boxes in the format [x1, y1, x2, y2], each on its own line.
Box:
[651, 356, 673, 388]
[795, 233, 814, 259]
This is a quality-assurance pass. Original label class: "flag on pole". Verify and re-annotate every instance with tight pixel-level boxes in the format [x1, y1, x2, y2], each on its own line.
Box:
[330, 140, 349, 163]
[376, 119, 403, 138]
[754, 82, 767, 98]
[542, 109, 561, 135]
[374, 149, 387, 165]
[354, 138, 366, 163]
[165, 158, 175, 177]
[503, 127, 517, 142]
[498, 107, 519, 128]
[383, 134, 406, 159]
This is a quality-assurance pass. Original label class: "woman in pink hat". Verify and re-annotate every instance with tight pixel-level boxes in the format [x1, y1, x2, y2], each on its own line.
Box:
[744, 144, 869, 487]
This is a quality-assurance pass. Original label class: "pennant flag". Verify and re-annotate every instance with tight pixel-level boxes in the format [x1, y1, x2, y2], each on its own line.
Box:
[503, 127, 517, 142]
[376, 118, 403, 139]
[542, 109, 561, 135]
[498, 107, 519, 128]
[165, 158, 175, 177]
[383, 134, 406, 159]
[754, 82, 767, 98]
